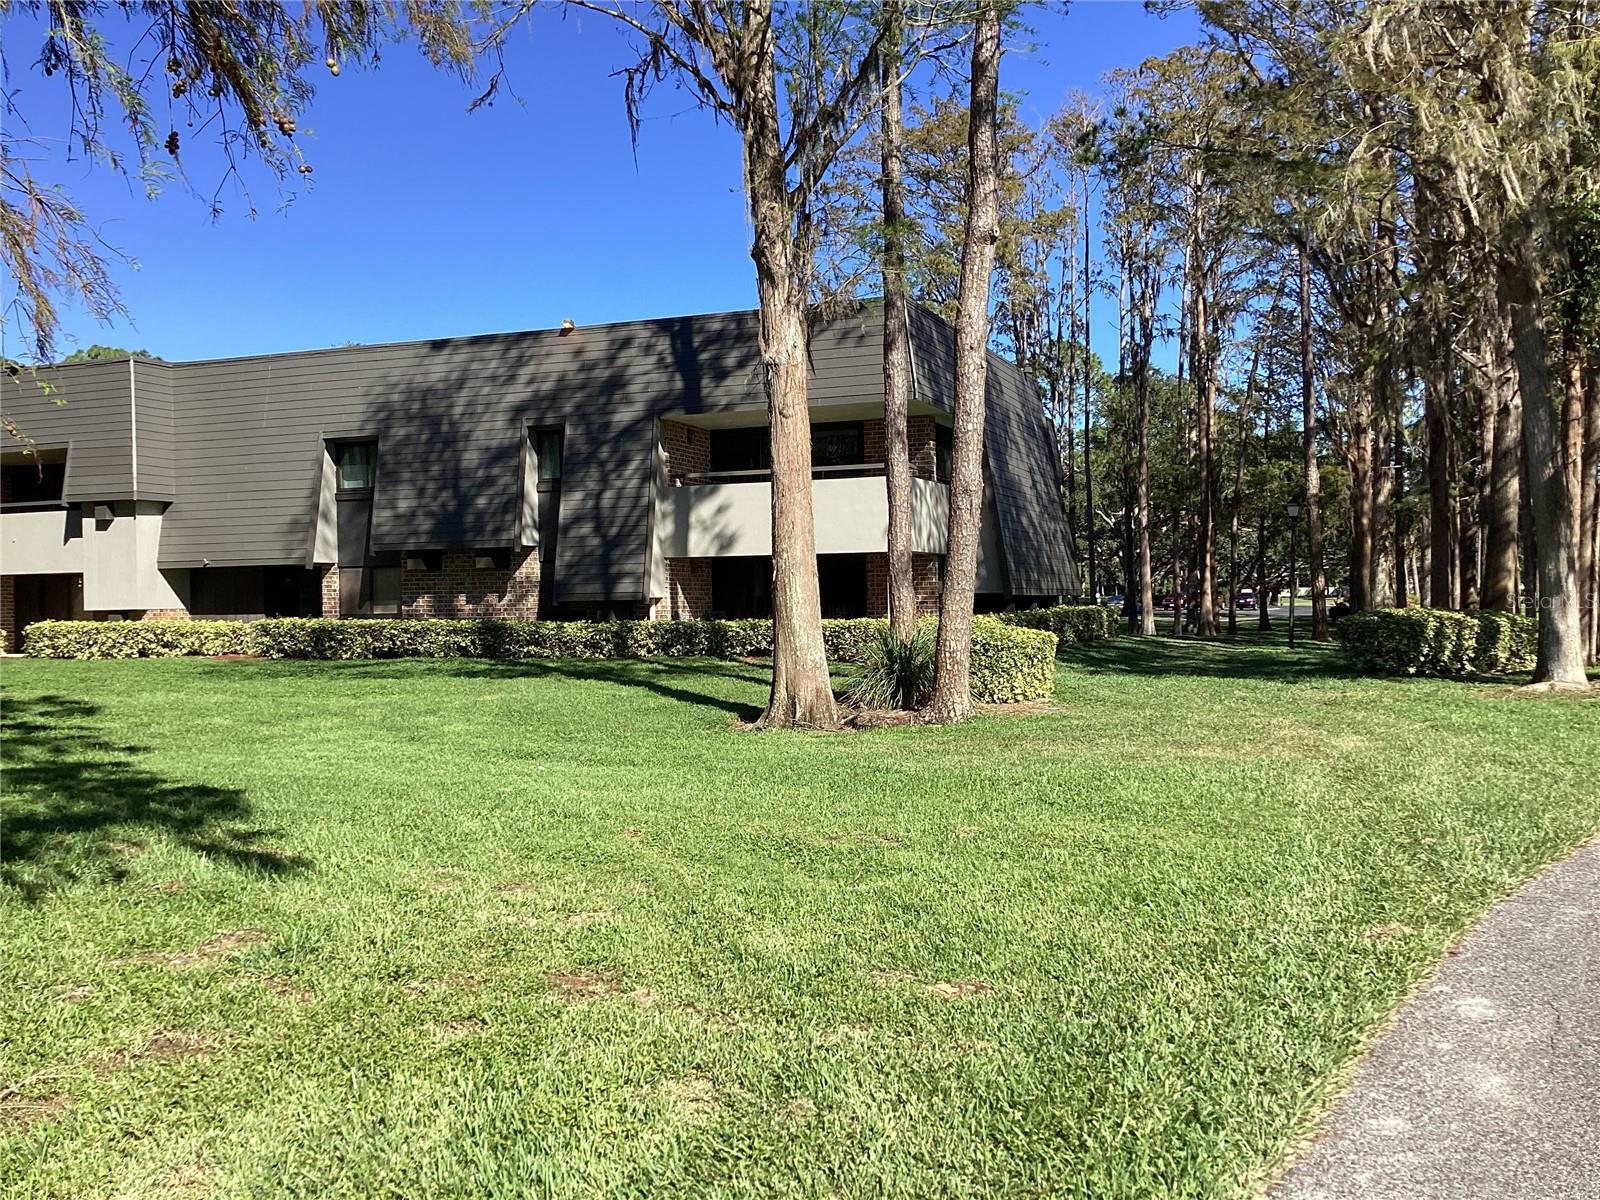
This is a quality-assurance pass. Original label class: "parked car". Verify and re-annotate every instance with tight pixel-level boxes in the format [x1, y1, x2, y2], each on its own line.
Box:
[1237, 594, 1258, 611]
[1102, 594, 1124, 609]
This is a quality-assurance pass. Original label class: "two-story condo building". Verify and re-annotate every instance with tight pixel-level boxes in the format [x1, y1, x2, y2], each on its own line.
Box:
[0, 304, 1076, 648]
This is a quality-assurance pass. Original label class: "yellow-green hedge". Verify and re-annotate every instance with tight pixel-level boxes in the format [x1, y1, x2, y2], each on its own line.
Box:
[21, 615, 1058, 703]
[1334, 608, 1539, 676]
[996, 603, 1120, 650]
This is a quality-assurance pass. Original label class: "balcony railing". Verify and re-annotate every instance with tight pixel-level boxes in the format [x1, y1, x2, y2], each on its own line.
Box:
[673, 462, 943, 486]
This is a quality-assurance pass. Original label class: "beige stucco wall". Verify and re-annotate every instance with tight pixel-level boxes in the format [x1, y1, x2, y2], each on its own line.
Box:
[652, 475, 956, 561]
[649, 470, 1007, 592]
[1, 502, 187, 611]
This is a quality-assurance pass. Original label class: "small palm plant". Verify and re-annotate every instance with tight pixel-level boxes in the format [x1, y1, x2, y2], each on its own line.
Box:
[844, 625, 937, 711]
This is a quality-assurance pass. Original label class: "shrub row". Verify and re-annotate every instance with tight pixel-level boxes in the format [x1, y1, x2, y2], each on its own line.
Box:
[1334, 607, 1539, 676]
[966, 617, 1058, 702]
[995, 603, 1121, 650]
[21, 614, 1059, 703]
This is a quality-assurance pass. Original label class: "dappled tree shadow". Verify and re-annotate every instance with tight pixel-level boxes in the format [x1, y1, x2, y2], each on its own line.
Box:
[195, 657, 772, 721]
[1060, 631, 1350, 683]
[2, 694, 307, 901]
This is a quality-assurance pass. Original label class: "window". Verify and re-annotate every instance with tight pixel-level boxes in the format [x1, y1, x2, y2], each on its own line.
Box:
[339, 559, 401, 616]
[710, 427, 770, 474]
[2, 450, 66, 507]
[708, 421, 866, 475]
[935, 423, 954, 482]
[811, 422, 864, 469]
[536, 430, 564, 482]
[369, 564, 401, 613]
[335, 441, 377, 491]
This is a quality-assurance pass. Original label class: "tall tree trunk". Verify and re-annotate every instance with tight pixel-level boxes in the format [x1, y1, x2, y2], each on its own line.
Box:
[1370, 417, 1393, 607]
[745, 21, 837, 729]
[1195, 294, 1218, 636]
[1060, 243, 1080, 577]
[878, 1, 915, 647]
[1177, 512, 1190, 633]
[1121, 471, 1136, 633]
[1391, 423, 1409, 608]
[1349, 377, 1375, 611]
[1081, 210, 1096, 603]
[1299, 239, 1329, 639]
[1227, 411, 1246, 637]
[1425, 338, 1456, 609]
[1483, 302, 1522, 610]
[1581, 360, 1599, 663]
[1461, 378, 1490, 610]
[1134, 273, 1156, 636]
[1561, 337, 1587, 662]
[1230, 277, 1279, 636]
[925, 3, 1001, 724]
[1499, 245, 1588, 685]
[1256, 508, 1271, 630]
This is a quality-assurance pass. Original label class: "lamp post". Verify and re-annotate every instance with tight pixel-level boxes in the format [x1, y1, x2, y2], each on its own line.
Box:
[1285, 501, 1302, 649]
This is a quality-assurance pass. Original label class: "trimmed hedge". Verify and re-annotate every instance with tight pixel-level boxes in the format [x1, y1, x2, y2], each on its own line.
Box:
[19, 620, 255, 660]
[967, 617, 1058, 703]
[1334, 607, 1539, 676]
[21, 614, 1058, 703]
[1470, 610, 1541, 675]
[996, 603, 1121, 650]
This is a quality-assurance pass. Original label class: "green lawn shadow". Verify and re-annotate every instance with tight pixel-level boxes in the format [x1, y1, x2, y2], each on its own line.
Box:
[1061, 628, 1350, 683]
[1, 693, 308, 901]
[196, 656, 773, 722]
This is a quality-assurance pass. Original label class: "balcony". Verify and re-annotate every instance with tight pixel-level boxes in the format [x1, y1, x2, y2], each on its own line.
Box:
[653, 473, 949, 559]
[0, 502, 183, 610]
[674, 462, 901, 486]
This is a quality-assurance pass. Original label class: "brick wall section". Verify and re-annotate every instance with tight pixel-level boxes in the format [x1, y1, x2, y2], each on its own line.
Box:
[863, 418, 885, 463]
[864, 416, 936, 476]
[866, 552, 944, 619]
[912, 553, 943, 615]
[661, 420, 711, 482]
[1, 575, 14, 652]
[401, 549, 540, 619]
[320, 566, 341, 618]
[866, 554, 888, 616]
[655, 557, 712, 620]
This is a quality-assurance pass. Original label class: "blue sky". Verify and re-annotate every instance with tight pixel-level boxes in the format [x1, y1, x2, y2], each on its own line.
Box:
[7, 1, 1201, 365]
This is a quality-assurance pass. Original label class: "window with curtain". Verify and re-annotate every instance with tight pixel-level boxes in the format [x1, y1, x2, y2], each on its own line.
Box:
[335, 441, 377, 491]
[536, 430, 563, 482]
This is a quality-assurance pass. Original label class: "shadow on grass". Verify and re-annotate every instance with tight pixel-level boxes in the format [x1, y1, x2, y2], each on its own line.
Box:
[197, 656, 773, 721]
[1, 694, 308, 901]
[1062, 629, 1351, 682]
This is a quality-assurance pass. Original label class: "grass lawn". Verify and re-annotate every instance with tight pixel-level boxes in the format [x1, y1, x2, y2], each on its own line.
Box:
[3, 634, 1595, 1198]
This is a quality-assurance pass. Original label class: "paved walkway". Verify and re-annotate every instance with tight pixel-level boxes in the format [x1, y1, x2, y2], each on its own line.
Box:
[1270, 840, 1600, 1200]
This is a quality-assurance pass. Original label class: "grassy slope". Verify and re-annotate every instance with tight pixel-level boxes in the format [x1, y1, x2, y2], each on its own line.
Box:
[2, 635, 1595, 1198]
